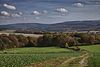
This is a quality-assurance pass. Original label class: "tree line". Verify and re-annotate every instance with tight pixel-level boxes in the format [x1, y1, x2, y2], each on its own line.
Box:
[0, 34, 37, 50]
[0, 33, 100, 50]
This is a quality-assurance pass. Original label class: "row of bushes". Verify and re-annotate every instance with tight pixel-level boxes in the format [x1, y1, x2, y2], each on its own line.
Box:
[38, 33, 100, 47]
[0, 34, 37, 50]
[0, 33, 100, 50]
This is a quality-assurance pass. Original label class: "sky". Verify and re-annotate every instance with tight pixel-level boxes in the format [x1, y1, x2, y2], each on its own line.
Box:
[0, 0, 100, 25]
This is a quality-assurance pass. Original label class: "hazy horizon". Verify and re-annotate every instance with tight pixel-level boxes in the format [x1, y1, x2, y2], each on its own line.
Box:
[0, 0, 100, 25]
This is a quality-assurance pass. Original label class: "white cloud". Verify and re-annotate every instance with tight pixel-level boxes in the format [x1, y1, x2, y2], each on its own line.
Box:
[56, 8, 68, 13]
[43, 10, 48, 14]
[11, 12, 23, 17]
[32, 11, 40, 15]
[11, 14, 21, 17]
[73, 3, 84, 7]
[3, 4, 16, 10]
[0, 11, 10, 16]
[0, 11, 23, 17]
[18, 12, 23, 15]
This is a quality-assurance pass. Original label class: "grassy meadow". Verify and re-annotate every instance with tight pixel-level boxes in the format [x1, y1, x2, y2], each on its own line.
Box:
[0, 45, 100, 67]
[0, 47, 80, 67]
[79, 45, 100, 67]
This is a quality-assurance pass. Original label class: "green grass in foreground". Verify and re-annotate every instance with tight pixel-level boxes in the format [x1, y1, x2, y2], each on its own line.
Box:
[0, 47, 80, 67]
[0, 47, 72, 54]
[79, 45, 100, 67]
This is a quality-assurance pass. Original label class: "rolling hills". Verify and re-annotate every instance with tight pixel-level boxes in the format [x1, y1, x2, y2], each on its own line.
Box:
[0, 20, 100, 32]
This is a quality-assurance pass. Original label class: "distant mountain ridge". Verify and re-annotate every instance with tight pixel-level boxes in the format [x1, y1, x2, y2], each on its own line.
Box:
[0, 20, 100, 32]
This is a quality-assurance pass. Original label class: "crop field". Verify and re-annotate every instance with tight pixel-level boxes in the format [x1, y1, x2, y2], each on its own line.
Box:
[79, 45, 100, 67]
[0, 45, 99, 67]
[0, 47, 80, 67]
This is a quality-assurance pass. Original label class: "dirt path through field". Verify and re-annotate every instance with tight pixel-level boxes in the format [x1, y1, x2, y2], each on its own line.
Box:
[58, 51, 89, 67]
[26, 51, 90, 67]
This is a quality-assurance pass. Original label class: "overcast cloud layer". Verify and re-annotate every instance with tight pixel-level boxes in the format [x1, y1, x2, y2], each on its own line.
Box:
[0, 0, 100, 25]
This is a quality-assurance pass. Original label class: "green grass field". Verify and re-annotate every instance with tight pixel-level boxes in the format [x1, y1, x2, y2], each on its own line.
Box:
[0, 47, 80, 67]
[0, 45, 100, 67]
[79, 45, 100, 67]
[0, 47, 73, 54]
